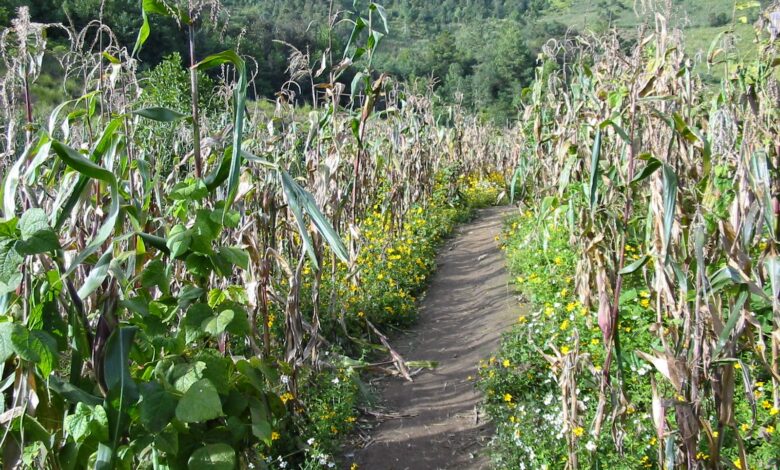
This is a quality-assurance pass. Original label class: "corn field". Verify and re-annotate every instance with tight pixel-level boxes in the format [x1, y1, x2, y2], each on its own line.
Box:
[1, 0, 779, 468]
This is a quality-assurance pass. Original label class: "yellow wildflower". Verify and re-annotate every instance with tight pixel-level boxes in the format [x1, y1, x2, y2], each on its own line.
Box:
[573, 426, 584, 437]
[561, 345, 571, 354]
[271, 431, 280, 441]
[502, 359, 511, 368]
[766, 425, 775, 435]
[503, 393, 513, 402]
[280, 392, 294, 404]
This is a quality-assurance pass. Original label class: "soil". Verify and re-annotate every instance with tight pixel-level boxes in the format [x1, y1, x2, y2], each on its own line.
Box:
[348, 206, 518, 470]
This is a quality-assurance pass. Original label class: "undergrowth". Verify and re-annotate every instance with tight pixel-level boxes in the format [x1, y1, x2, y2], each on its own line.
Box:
[479, 210, 780, 469]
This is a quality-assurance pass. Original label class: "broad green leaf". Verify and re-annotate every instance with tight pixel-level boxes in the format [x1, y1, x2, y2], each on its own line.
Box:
[187, 443, 235, 470]
[64, 402, 109, 443]
[172, 361, 207, 393]
[0, 322, 14, 362]
[170, 179, 209, 201]
[167, 225, 191, 258]
[175, 378, 223, 423]
[0, 238, 23, 295]
[10, 324, 40, 362]
[185, 253, 213, 278]
[215, 246, 249, 271]
[141, 259, 170, 296]
[139, 382, 177, 433]
[201, 309, 234, 337]
[16, 208, 60, 255]
[184, 304, 212, 343]
[250, 404, 272, 443]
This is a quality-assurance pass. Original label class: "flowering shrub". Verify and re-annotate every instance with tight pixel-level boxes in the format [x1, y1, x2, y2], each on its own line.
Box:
[259, 172, 503, 469]
[479, 210, 779, 469]
[461, 171, 507, 208]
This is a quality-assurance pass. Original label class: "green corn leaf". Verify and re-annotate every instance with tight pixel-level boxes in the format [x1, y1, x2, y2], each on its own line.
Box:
[343, 16, 367, 60]
[631, 157, 662, 186]
[133, 0, 191, 57]
[619, 254, 650, 275]
[280, 171, 319, 270]
[588, 127, 602, 213]
[77, 251, 113, 299]
[134, 107, 188, 122]
[661, 163, 677, 263]
[280, 170, 349, 268]
[50, 141, 120, 280]
[194, 51, 247, 221]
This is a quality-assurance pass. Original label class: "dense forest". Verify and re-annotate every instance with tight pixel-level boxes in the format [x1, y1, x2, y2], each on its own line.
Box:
[0, 0, 566, 122]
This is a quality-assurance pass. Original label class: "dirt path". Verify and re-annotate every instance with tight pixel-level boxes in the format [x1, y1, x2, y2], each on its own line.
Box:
[350, 206, 517, 470]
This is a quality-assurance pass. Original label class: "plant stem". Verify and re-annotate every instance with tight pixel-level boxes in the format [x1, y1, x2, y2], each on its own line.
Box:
[189, 13, 203, 178]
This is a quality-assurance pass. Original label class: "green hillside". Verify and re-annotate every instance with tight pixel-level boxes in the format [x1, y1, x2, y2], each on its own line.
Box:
[0, 0, 771, 121]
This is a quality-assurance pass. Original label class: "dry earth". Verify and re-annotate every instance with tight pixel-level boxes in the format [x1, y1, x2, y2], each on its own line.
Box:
[348, 206, 518, 470]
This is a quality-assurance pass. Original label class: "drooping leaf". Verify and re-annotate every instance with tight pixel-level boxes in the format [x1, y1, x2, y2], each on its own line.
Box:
[77, 251, 113, 299]
[588, 127, 602, 213]
[194, 51, 247, 221]
[133, 107, 188, 122]
[48, 375, 102, 406]
[619, 254, 650, 275]
[50, 141, 120, 278]
[631, 156, 662, 186]
[661, 164, 678, 263]
[280, 171, 349, 267]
